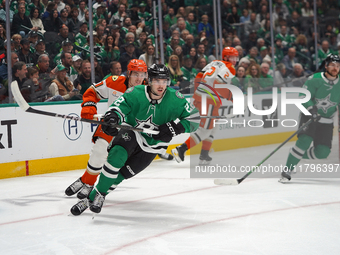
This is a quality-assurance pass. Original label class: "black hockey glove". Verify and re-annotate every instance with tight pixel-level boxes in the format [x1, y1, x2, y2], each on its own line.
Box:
[101, 110, 119, 136]
[308, 105, 320, 122]
[152, 121, 185, 143]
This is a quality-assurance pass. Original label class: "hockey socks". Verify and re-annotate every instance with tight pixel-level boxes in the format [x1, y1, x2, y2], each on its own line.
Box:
[285, 134, 313, 170]
[184, 137, 195, 150]
[89, 170, 125, 201]
[81, 166, 100, 186]
[89, 145, 128, 201]
[201, 140, 212, 151]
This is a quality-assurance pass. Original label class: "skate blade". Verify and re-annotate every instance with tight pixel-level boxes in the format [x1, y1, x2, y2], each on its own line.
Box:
[171, 148, 183, 163]
[278, 177, 290, 183]
[158, 153, 173, 160]
[199, 160, 211, 166]
[214, 179, 239, 186]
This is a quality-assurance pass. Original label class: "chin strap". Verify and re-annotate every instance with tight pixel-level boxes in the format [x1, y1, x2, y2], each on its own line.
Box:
[147, 85, 159, 96]
[147, 84, 167, 98]
[325, 71, 338, 83]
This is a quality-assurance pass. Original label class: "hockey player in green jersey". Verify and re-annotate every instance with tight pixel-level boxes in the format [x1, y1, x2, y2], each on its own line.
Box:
[280, 54, 340, 182]
[70, 64, 200, 215]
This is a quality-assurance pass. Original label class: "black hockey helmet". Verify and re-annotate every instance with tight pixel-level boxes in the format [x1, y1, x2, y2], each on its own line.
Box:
[325, 54, 340, 66]
[148, 64, 171, 86]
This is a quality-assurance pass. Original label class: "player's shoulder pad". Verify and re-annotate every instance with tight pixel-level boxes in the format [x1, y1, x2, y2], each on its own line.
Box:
[307, 72, 320, 81]
[125, 86, 135, 93]
[175, 90, 184, 99]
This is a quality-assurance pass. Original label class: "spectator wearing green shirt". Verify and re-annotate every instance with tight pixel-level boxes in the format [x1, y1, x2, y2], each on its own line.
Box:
[167, 55, 183, 90]
[166, 35, 181, 57]
[54, 39, 74, 66]
[318, 40, 334, 64]
[259, 62, 274, 89]
[181, 55, 198, 93]
[185, 12, 197, 37]
[275, 25, 293, 50]
[103, 34, 120, 64]
[60, 52, 78, 82]
[196, 43, 208, 63]
[275, 38, 284, 63]
[245, 46, 259, 64]
[184, 0, 197, 13]
[138, 2, 152, 27]
[164, 8, 177, 27]
[75, 22, 89, 47]
[166, 30, 185, 46]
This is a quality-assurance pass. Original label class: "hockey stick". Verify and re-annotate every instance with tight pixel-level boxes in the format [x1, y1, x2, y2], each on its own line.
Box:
[11, 81, 159, 135]
[214, 118, 313, 185]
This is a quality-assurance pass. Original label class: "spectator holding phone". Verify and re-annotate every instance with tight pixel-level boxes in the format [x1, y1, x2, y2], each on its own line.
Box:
[49, 64, 81, 100]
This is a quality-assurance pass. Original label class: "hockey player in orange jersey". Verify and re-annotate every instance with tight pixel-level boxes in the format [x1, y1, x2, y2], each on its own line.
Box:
[65, 59, 148, 199]
[171, 47, 239, 165]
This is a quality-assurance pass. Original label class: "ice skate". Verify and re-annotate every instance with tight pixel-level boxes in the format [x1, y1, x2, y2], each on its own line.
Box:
[171, 143, 188, 163]
[279, 170, 292, 183]
[70, 198, 89, 216]
[199, 155, 212, 166]
[65, 178, 84, 196]
[77, 184, 94, 199]
[89, 188, 106, 214]
[158, 153, 174, 160]
[198, 150, 212, 166]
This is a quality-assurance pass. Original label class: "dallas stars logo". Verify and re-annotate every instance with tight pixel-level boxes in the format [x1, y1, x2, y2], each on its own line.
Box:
[122, 133, 131, 141]
[315, 94, 337, 114]
[135, 115, 158, 135]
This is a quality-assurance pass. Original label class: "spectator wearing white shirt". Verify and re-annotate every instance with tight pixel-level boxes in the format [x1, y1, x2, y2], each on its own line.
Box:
[77, 0, 87, 22]
[54, 0, 65, 13]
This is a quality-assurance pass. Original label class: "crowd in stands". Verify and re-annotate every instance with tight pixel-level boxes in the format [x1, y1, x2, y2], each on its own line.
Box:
[1, 0, 340, 104]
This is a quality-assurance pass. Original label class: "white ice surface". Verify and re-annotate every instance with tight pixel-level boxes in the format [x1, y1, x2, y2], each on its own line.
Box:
[1, 139, 340, 255]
